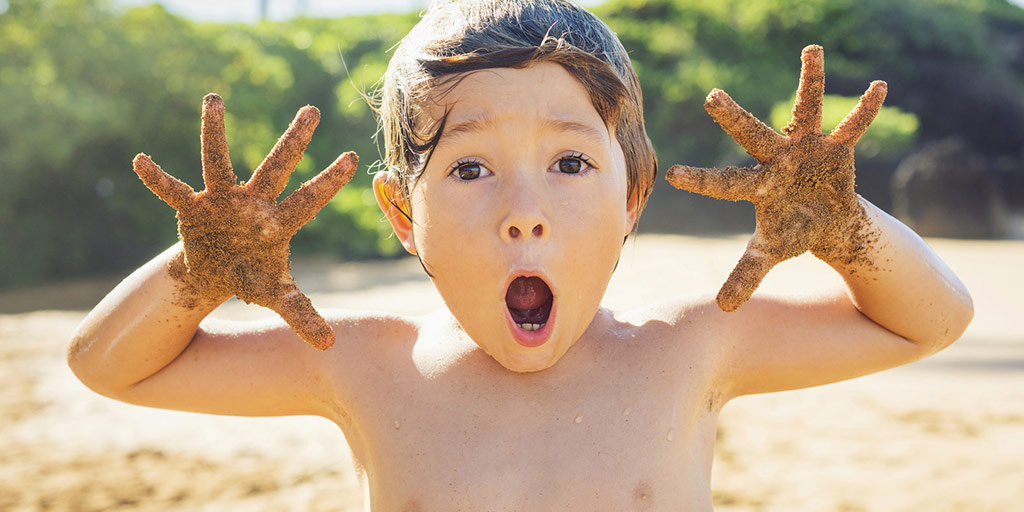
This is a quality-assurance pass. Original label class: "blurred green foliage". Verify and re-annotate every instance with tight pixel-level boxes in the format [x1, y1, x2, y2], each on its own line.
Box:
[768, 96, 920, 159]
[0, 0, 416, 287]
[1, 0, 1021, 287]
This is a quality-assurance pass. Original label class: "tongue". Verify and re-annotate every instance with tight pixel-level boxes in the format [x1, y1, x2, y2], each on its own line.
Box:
[506, 276, 552, 311]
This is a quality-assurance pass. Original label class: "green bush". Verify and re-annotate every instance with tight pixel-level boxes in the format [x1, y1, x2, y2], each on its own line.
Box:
[1, 0, 1021, 287]
[769, 95, 920, 158]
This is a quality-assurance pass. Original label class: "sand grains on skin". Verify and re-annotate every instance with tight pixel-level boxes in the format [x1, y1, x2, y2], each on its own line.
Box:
[133, 93, 359, 350]
[667, 45, 888, 312]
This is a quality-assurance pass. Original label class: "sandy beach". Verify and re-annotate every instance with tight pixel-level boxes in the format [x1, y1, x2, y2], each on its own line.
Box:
[2, 234, 1021, 511]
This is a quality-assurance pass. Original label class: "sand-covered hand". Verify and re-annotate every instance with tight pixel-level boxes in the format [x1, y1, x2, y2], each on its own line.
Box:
[667, 45, 885, 312]
[132, 93, 358, 349]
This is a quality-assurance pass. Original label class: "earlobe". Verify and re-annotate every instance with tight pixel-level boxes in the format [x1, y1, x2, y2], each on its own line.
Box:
[372, 171, 417, 255]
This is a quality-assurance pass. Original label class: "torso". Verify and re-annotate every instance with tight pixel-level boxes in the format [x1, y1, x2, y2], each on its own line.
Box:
[327, 304, 724, 511]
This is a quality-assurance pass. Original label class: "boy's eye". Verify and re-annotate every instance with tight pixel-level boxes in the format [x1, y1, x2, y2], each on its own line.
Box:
[557, 158, 582, 174]
[550, 153, 595, 175]
[451, 161, 491, 180]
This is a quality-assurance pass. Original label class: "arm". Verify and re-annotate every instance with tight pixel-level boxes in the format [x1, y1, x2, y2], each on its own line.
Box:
[667, 45, 973, 398]
[68, 243, 334, 416]
[716, 198, 971, 398]
[69, 94, 359, 417]
[829, 197, 972, 353]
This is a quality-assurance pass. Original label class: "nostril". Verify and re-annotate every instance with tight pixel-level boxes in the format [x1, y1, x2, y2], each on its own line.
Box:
[509, 226, 521, 238]
[532, 224, 543, 237]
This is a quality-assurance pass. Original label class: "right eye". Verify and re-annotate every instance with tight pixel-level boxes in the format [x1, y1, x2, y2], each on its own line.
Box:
[450, 160, 492, 181]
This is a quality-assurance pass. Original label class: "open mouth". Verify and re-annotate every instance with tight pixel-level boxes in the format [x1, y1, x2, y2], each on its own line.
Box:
[505, 276, 554, 333]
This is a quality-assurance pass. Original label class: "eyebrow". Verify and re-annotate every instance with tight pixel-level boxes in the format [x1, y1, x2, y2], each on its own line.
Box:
[437, 114, 609, 150]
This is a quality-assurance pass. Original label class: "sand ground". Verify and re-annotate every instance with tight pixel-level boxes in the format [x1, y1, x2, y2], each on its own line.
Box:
[1, 234, 1021, 511]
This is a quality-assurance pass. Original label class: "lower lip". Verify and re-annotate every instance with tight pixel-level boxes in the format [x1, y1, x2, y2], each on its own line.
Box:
[505, 303, 555, 348]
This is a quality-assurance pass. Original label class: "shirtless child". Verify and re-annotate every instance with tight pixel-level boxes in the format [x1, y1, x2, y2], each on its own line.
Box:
[68, 0, 974, 509]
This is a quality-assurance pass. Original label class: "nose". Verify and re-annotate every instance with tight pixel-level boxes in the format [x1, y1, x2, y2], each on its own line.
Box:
[501, 209, 548, 242]
[499, 182, 550, 243]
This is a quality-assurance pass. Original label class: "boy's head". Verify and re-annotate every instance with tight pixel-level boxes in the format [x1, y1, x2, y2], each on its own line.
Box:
[378, 0, 656, 210]
[373, 0, 657, 372]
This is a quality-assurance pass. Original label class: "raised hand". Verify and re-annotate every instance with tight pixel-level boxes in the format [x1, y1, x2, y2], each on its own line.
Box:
[667, 45, 886, 312]
[132, 93, 358, 349]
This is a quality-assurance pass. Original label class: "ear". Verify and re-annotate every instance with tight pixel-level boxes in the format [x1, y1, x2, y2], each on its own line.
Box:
[624, 189, 640, 238]
[373, 171, 417, 255]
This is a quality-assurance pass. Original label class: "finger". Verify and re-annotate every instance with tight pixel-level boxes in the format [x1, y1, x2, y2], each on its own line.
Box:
[666, 164, 763, 202]
[704, 89, 785, 163]
[200, 93, 238, 192]
[270, 281, 335, 350]
[784, 44, 825, 138]
[829, 80, 888, 147]
[247, 105, 321, 200]
[133, 153, 195, 211]
[716, 241, 779, 312]
[277, 151, 359, 235]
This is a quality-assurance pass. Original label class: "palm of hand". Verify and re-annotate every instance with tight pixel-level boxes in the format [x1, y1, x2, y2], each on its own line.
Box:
[133, 94, 358, 349]
[668, 45, 886, 311]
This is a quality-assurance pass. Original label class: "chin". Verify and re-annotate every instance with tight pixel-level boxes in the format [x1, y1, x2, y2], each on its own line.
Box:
[498, 353, 560, 373]
[490, 337, 572, 373]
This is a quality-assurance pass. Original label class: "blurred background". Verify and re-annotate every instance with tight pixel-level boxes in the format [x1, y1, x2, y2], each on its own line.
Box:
[2, 2, 1023, 511]
[1, 0, 1022, 291]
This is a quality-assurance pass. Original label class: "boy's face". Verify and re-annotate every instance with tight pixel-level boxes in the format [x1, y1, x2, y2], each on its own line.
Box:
[381, 62, 636, 372]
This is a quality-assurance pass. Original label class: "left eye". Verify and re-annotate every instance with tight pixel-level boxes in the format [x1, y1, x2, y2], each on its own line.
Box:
[550, 154, 593, 174]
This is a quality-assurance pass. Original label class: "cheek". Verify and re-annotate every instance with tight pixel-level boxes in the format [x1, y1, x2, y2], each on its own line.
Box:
[409, 186, 496, 275]
[556, 183, 629, 265]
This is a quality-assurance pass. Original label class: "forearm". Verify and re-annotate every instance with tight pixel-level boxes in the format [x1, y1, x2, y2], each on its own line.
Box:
[68, 242, 230, 395]
[826, 197, 973, 352]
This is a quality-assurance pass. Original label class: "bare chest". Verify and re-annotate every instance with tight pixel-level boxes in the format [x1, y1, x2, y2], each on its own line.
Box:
[339, 338, 719, 511]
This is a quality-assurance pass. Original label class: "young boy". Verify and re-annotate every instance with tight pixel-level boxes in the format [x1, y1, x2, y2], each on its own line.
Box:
[69, 0, 973, 509]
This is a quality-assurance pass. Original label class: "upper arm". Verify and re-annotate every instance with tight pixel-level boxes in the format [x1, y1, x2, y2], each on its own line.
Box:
[712, 290, 930, 401]
[109, 311, 405, 420]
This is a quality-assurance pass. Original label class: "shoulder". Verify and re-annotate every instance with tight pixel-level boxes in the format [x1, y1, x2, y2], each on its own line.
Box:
[608, 295, 731, 374]
[616, 294, 728, 341]
[319, 308, 421, 363]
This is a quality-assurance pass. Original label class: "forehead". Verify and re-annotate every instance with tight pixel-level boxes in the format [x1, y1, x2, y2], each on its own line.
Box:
[423, 62, 610, 145]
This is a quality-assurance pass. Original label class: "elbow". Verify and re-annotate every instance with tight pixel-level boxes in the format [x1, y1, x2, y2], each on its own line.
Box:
[925, 289, 975, 355]
[67, 333, 106, 396]
[67, 331, 126, 400]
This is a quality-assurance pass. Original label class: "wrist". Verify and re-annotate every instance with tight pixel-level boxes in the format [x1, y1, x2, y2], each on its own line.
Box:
[811, 195, 879, 274]
[166, 248, 233, 310]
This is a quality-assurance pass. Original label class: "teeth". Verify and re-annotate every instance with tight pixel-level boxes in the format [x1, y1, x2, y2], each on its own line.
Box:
[517, 322, 544, 332]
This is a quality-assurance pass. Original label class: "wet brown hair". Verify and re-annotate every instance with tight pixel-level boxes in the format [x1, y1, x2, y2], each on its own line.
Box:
[377, 0, 657, 218]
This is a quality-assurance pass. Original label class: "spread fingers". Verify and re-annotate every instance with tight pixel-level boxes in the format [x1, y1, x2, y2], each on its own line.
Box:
[704, 89, 785, 163]
[830, 81, 888, 147]
[247, 106, 321, 200]
[716, 240, 779, 312]
[200, 93, 238, 192]
[784, 44, 825, 138]
[268, 280, 335, 350]
[133, 153, 196, 211]
[666, 164, 763, 203]
[278, 152, 359, 235]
